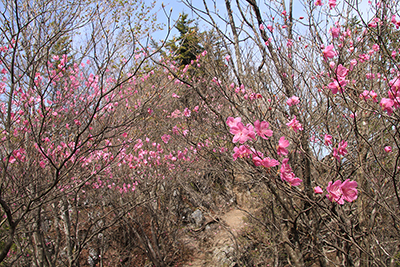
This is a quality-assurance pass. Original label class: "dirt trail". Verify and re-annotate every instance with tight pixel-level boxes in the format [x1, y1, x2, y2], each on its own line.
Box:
[182, 207, 248, 267]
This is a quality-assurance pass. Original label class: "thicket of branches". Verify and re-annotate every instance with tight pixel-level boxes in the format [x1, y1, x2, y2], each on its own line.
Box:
[0, 0, 399, 266]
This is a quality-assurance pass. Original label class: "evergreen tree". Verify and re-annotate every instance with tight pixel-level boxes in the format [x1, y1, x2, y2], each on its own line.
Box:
[167, 13, 203, 67]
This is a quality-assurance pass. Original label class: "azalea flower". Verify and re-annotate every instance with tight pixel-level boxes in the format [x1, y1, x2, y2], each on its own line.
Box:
[226, 116, 241, 128]
[233, 145, 251, 160]
[384, 146, 392, 153]
[230, 122, 252, 144]
[326, 180, 344, 204]
[314, 186, 323, 194]
[286, 115, 303, 132]
[323, 44, 337, 59]
[326, 179, 358, 204]
[328, 0, 336, 9]
[254, 156, 279, 168]
[277, 136, 290, 156]
[161, 134, 171, 144]
[286, 96, 300, 106]
[337, 140, 348, 156]
[331, 27, 340, 38]
[324, 134, 333, 146]
[314, 0, 323, 6]
[280, 158, 302, 186]
[380, 98, 394, 115]
[254, 120, 273, 139]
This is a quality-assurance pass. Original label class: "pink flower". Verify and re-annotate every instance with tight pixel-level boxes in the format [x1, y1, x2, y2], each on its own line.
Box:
[324, 134, 333, 146]
[369, 90, 378, 102]
[336, 64, 348, 79]
[286, 96, 300, 106]
[359, 90, 370, 100]
[326, 180, 344, 204]
[328, 79, 347, 94]
[230, 122, 253, 144]
[259, 24, 265, 30]
[328, 0, 336, 9]
[331, 27, 340, 38]
[183, 107, 191, 117]
[314, 186, 323, 194]
[326, 179, 358, 204]
[333, 148, 340, 161]
[262, 157, 279, 168]
[337, 140, 348, 156]
[277, 136, 290, 156]
[323, 45, 337, 59]
[384, 146, 392, 153]
[233, 145, 251, 160]
[254, 120, 273, 139]
[380, 98, 394, 115]
[389, 76, 400, 92]
[245, 124, 257, 140]
[226, 117, 241, 128]
[286, 115, 303, 132]
[340, 179, 358, 203]
[161, 134, 171, 144]
[314, 0, 323, 6]
[280, 158, 302, 186]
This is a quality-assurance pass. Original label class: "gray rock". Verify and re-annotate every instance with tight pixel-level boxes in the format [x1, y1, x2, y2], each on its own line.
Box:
[212, 245, 235, 267]
[190, 209, 205, 228]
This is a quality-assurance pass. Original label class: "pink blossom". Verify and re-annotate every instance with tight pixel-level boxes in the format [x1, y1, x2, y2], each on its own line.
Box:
[331, 27, 340, 38]
[326, 179, 358, 204]
[326, 180, 344, 204]
[341, 179, 358, 203]
[324, 134, 332, 146]
[254, 120, 273, 139]
[328, 0, 336, 9]
[263, 157, 280, 168]
[230, 122, 253, 144]
[380, 98, 394, 115]
[286, 96, 300, 106]
[336, 64, 348, 79]
[277, 136, 290, 156]
[391, 15, 397, 25]
[369, 90, 378, 102]
[337, 140, 348, 156]
[253, 156, 279, 168]
[359, 90, 370, 100]
[328, 79, 347, 94]
[286, 115, 303, 132]
[226, 117, 241, 128]
[233, 145, 251, 160]
[246, 124, 256, 139]
[280, 158, 302, 186]
[314, 0, 323, 6]
[389, 76, 400, 92]
[183, 108, 191, 117]
[384, 146, 392, 153]
[333, 148, 340, 161]
[314, 186, 323, 194]
[323, 45, 337, 59]
[259, 24, 265, 30]
[161, 134, 171, 144]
